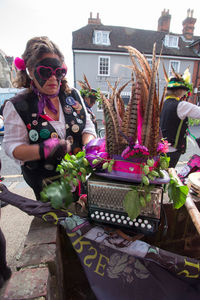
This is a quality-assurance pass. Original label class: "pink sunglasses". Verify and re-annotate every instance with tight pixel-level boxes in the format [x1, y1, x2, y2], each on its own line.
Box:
[36, 66, 67, 80]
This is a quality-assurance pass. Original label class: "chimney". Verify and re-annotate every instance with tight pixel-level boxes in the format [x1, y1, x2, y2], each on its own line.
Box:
[88, 12, 101, 25]
[182, 9, 196, 40]
[157, 9, 171, 32]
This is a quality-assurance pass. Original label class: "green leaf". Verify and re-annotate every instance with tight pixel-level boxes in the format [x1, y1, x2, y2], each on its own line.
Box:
[123, 190, 142, 220]
[40, 191, 49, 203]
[64, 153, 71, 161]
[76, 151, 85, 158]
[168, 178, 189, 209]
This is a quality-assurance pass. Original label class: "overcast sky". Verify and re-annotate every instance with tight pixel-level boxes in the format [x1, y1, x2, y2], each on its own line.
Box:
[1, 0, 200, 85]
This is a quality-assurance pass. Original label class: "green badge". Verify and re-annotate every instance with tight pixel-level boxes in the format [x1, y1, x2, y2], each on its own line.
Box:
[39, 129, 50, 139]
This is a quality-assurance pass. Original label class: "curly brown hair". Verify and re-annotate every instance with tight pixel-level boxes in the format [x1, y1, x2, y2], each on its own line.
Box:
[13, 36, 71, 93]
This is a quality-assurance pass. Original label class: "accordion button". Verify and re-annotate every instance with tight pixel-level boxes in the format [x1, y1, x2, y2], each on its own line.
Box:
[117, 219, 121, 223]
[96, 215, 100, 219]
[133, 219, 136, 222]
[100, 212, 104, 216]
[115, 215, 119, 219]
[141, 223, 145, 228]
[121, 215, 125, 220]
[110, 214, 114, 218]
[127, 217, 130, 221]
[144, 220, 148, 224]
[105, 213, 109, 216]
[91, 214, 95, 218]
[95, 211, 99, 215]
[129, 221, 133, 226]
[138, 218, 142, 223]
[147, 224, 152, 229]
[123, 220, 127, 224]
[135, 222, 139, 227]
[111, 218, 116, 222]
[106, 217, 110, 221]
[101, 216, 105, 220]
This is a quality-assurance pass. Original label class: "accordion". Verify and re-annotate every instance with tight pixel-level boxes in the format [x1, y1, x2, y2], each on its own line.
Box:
[87, 175, 164, 235]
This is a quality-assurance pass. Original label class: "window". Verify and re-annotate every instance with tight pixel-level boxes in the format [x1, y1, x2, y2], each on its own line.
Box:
[94, 31, 110, 45]
[121, 92, 131, 106]
[164, 35, 179, 48]
[98, 56, 110, 76]
[147, 58, 152, 69]
[168, 60, 180, 77]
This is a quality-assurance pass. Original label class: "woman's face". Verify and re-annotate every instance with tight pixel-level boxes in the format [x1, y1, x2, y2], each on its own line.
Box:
[29, 53, 67, 95]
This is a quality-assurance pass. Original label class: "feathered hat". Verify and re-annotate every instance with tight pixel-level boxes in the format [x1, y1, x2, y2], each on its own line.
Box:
[163, 65, 193, 92]
[78, 74, 101, 103]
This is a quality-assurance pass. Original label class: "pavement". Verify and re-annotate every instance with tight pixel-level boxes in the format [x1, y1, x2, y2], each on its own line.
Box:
[0, 177, 35, 267]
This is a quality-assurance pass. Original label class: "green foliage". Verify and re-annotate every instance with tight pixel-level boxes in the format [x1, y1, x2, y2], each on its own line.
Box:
[168, 177, 189, 209]
[40, 178, 74, 210]
[188, 118, 200, 127]
[40, 151, 93, 210]
[123, 185, 154, 219]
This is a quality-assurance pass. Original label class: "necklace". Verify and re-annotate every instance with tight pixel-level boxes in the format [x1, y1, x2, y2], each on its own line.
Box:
[165, 96, 180, 101]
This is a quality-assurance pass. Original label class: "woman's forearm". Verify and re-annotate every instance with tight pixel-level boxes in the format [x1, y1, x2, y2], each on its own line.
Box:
[82, 133, 96, 146]
[13, 144, 40, 162]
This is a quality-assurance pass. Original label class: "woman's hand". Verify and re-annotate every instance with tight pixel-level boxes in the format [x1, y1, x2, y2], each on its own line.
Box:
[13, 139, 71, 162]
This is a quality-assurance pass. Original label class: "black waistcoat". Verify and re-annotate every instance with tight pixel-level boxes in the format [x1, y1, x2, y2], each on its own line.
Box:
[160, 98, 188, 153]
[10, 88, 86, 170]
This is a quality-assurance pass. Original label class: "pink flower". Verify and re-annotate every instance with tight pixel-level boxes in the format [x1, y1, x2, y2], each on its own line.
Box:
[157, 140, 169, 153]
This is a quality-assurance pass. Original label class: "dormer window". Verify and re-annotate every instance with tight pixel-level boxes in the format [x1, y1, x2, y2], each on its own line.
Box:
[164, 35, 179, 48]
[93, 30, 110, 45]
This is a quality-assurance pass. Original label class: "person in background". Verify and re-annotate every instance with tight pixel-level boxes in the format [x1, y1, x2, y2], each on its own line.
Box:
[2, 36, 96, 200]
[78, 75, 102, 133]
[160, 69, 200, 168]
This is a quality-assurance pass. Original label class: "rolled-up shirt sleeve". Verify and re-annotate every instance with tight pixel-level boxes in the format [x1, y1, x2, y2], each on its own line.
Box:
[177, 101, 200, 120]
[3, 101, 29, 159]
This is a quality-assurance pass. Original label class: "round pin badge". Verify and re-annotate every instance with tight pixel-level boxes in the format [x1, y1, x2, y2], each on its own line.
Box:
[66, 135, 74, 145]
[66, 96, 76, 106]
[29, 129, 39, 142]
[72, 124, 79, 133]
[42, 122, 48, 126]
[73, 112, 77, 116]
[64, 105, 73, 114]
[72, 101, 80, 110]
[76, 118, 83, 124]
[51, 132, 58, 138]
[32, 120, 38, 126]
[40, 129, 50, 139]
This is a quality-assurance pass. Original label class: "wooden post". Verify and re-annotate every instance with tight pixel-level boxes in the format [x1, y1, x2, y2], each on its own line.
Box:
[168, 168, 200, 235]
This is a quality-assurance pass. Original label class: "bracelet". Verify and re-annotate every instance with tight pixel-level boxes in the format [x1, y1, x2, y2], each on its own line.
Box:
[39, 143, 45, 160]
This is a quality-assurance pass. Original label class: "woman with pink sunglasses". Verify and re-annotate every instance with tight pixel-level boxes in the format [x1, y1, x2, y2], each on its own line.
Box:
[2, 36, 96, 200]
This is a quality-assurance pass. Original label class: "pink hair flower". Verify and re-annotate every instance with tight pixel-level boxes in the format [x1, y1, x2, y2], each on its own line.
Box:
[14, 57, 26, 71]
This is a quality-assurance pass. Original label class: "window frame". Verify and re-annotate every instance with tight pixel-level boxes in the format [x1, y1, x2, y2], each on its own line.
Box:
[98, 56, 110, 76]
[94, 30, 110, 45]
[168, 60, 180, 77]
[164, 35, 179, 48]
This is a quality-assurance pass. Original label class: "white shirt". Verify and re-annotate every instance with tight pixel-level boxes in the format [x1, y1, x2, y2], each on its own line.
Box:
[168, 101, 200, 152]
[3, 89, 96, 161]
